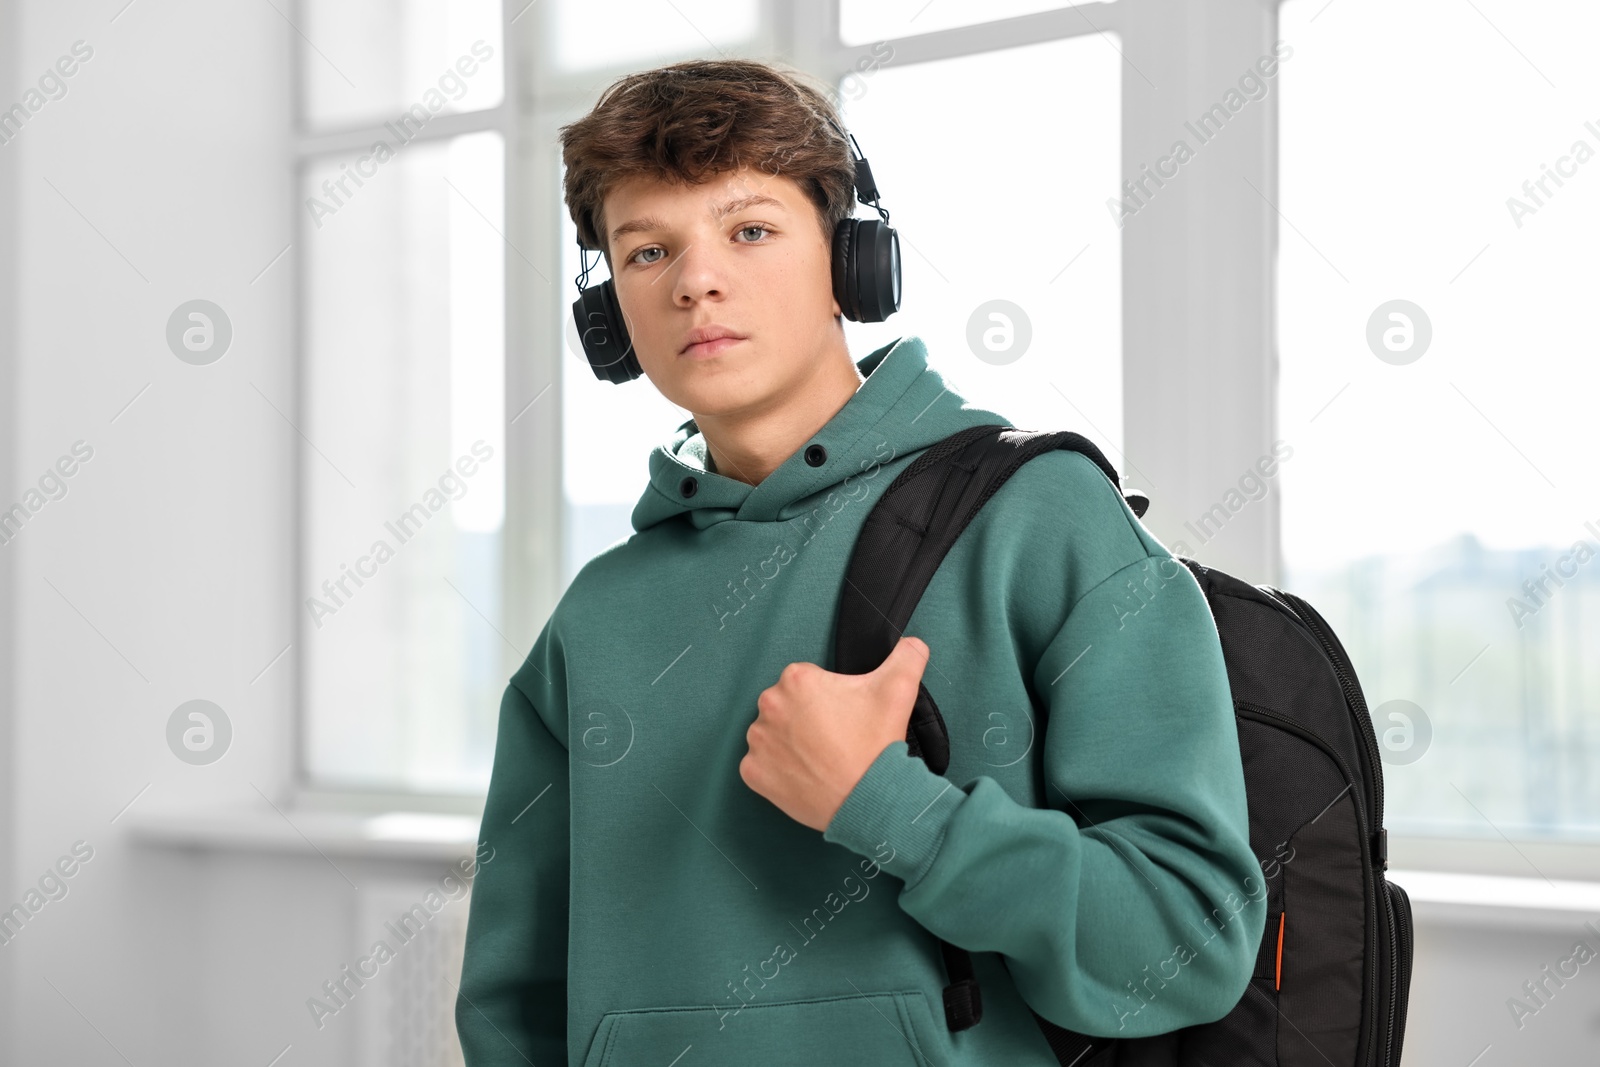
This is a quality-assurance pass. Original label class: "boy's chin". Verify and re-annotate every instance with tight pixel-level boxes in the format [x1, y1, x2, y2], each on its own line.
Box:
[669, 370, 787, 420]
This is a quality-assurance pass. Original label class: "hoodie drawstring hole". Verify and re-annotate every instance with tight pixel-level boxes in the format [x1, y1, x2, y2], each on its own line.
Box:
[805, 443, 828, 467]
[680, 476, 698, 498]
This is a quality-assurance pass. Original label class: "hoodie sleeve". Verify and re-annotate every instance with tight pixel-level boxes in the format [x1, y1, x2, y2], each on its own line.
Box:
[822, 549, 1265, 1038]
[456, 625, 571, 1065]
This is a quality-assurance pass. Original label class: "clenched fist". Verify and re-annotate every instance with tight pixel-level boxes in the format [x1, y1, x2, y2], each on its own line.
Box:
[740, 635, 931, 831]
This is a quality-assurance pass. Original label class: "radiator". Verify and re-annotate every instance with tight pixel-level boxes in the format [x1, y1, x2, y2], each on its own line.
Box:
[355, 878, 472, 1067]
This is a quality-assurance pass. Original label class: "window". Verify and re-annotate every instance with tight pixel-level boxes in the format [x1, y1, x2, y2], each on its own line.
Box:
[840, 0, 1117, 46]
[1278, 0, 1600, 838]
[549, 0, 759, 72]
[838, 34, 1123, 462]
[293, 0, 1591, 860]
[300, 0, 504, 129]
[295, 2, 509, 794]
[291, 1, 1145, 798]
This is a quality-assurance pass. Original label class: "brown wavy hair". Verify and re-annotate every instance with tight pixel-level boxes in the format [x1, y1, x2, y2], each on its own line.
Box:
[558, 58, 856, 263]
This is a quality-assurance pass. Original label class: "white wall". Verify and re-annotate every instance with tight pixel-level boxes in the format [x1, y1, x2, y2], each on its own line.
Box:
[0, 0, 19, 1050]
[2, 1, 1596, 1064]
[3, 2, 455, 1064]
[1403, 914, 1600, 1064]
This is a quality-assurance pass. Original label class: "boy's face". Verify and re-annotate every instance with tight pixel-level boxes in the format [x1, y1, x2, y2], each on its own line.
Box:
[601, 165, 844, 419]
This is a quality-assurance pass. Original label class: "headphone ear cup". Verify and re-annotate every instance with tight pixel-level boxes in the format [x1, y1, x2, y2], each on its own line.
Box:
[572, 278, 641, 383]
[848, 219, 902, 323]
[831, 217, 859, 322]
[832, 216, 901, 324]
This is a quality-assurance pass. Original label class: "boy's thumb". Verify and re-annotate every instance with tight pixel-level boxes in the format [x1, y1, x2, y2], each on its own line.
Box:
[880, 635, 929, 678]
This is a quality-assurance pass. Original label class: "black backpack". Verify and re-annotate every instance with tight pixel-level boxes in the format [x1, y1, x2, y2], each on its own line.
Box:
[832, 424, 1414, 1067]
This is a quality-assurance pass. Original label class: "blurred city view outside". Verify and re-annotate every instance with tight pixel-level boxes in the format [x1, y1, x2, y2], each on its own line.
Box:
[1286, 532, 1600, 838]
[1278, 0, 1600, 842]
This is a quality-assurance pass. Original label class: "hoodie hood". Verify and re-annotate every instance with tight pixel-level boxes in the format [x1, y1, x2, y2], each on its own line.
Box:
[631, 335, 1012, 533]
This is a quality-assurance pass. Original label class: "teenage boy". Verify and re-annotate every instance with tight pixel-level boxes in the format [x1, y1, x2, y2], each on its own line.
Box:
[456, 58, 1264, 1067]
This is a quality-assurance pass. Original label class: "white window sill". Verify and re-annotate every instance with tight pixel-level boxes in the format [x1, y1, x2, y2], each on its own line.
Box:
[120, 812, 1600, 930]
[123, 805, 480, 863]
[1388, 868, 1600, 932]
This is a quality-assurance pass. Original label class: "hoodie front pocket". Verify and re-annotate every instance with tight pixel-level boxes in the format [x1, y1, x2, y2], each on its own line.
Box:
[580, 988, 942, 1067]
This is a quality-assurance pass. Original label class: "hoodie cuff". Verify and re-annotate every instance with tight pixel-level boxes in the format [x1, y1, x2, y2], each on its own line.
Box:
[823, 741, 966, 888]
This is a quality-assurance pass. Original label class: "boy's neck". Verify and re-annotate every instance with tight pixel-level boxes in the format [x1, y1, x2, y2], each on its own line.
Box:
[697, 344, 865, 487]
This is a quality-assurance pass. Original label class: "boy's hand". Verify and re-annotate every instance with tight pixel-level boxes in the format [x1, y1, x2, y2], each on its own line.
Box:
[740, 635, 930, 832]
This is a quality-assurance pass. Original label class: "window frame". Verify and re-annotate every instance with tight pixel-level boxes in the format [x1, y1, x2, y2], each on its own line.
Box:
[287, 0, 1282, 802]
[282, 0, 1600, 878]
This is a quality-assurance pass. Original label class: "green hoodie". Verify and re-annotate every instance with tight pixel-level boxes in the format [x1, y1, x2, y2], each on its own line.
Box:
[456, 335, 1265, 1067]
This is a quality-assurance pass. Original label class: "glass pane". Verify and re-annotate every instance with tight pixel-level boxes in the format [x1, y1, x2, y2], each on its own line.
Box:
[302, 131, 506, 793]
[301, 0, 504, 131]
[841, 0, 1116, 46]
[551, 0, 759, 72]
[1279, 0, 1600, 837]
[840, 34, 1123, 461]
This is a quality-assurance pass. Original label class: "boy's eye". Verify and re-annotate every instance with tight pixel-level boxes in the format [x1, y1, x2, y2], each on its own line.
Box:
[631, 226, 769, 265]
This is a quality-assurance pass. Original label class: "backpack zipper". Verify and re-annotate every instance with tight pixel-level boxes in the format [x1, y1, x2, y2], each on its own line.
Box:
[1189, 568, 1393, 1067]
[1385, 880, 1415, 1065]
[1234, 702, 1371, 845]
[1268, 588, 1386, 833]
[1267, 588, 1395, 1067]
[1235, 690, 1382, 1066]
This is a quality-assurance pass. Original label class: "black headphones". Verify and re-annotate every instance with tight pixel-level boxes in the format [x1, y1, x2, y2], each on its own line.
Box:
[570, 120, 902, 384]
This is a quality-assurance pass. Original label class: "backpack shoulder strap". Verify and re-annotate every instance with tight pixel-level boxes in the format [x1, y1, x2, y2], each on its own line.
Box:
[831, 423, 1134, 1061]
[832, 423, 1135, 679]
